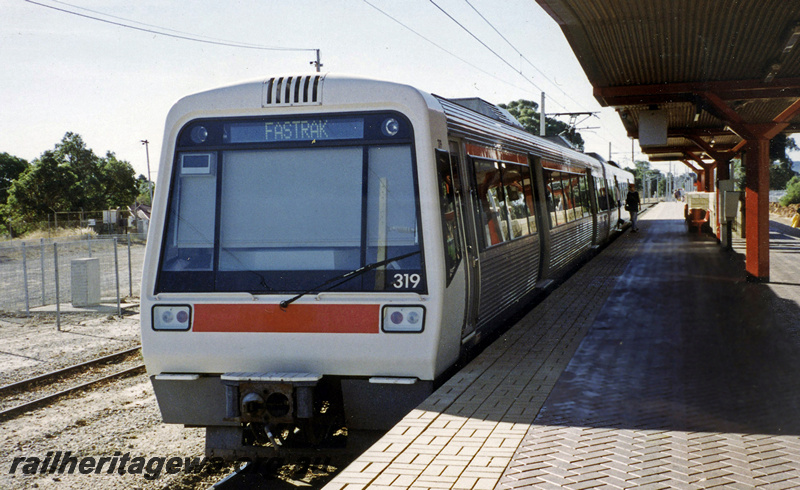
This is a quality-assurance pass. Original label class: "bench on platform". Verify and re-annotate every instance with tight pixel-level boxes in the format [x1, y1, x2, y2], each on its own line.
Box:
[685, 206, 710, 234]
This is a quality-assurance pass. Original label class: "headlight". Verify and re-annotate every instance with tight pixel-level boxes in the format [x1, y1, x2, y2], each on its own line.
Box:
[190, 125, 208, 144]
[381, 118, 400, 137]
[382, 306, 425, 333]
[153, 305, 192, 331]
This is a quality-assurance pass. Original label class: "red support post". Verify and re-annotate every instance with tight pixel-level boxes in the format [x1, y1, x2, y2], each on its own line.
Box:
[745, 139, 770, 281]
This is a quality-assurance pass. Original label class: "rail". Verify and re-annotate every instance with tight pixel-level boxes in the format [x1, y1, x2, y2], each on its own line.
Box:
[0, 346, 144, 421]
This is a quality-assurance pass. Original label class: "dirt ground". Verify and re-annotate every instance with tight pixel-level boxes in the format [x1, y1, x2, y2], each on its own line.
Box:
[0, 305, 237, 490]
[0, 308, 140, 385]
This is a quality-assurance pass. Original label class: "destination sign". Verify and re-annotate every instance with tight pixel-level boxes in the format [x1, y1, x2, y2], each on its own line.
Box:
[227, 118, 364, 143]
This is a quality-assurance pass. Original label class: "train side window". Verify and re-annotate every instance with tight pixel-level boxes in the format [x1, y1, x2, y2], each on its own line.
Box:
[502, 164, 531, 239]
[561, 173, 578, 222]
[435, 150, 462, 284]
[522, 167, 537, 233]
[473, 159, 507, 247]
[545, 169, 593, 224]
[556, 172, 571, 223]
[610, 179, 620, 208]
[594, 177, 611, 211]
[578, 175, 591, 217]
[544, 169, 562, 227]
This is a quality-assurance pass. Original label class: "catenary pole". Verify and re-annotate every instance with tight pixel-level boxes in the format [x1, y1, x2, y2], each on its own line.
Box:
[141, 140, 153, 204]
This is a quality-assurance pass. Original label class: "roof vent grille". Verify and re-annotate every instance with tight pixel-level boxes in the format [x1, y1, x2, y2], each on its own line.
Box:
[263, 75, 324, 107]
[449, 98, 524, 129]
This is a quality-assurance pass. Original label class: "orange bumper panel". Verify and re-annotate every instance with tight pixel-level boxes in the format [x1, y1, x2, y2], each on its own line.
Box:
[192, 304, 380, 333]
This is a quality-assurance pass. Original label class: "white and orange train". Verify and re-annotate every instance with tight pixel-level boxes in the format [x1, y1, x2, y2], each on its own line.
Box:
[140, 74, 634, 458]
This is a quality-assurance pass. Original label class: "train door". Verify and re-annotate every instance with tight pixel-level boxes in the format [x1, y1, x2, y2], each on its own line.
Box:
[447, 141, 480, 341]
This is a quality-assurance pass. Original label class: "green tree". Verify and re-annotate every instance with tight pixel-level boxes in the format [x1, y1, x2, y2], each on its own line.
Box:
[769, 134, 799, 190]
[770, 133, 799, 164]
[54, 132, 105, 211]
[501, 100, 539, 131]
[626, 160, 663, 197]
[0, 153, 29, 204]
[770, 160, 797, 190]
[99, 152, 138, 208]
[5, 150, 79, 225]
[136, 175, 153, 206]
[4, 133, 139, 231]
[0, 152, 30, 236]
[731, 158, 745, 190]
[729, 135, 797, 191]
[499, 100, 586, 150]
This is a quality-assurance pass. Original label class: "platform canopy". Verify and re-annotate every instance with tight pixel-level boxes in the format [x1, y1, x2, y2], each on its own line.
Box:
[535, 0, 800, 164]
[536, 0, 800, 281]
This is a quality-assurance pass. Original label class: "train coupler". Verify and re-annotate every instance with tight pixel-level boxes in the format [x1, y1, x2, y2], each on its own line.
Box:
[221, 372, 322, 424]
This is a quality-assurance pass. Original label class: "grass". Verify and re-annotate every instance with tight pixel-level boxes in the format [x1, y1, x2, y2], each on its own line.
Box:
[15, 227, 98, 242]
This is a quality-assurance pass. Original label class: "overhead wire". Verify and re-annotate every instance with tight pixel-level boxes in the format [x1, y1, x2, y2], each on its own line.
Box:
[46, 0, 271, 48]
[362, 0, 543, 97]
[436, 0, 642, 158]
[426, 0, 556, 101]
[461, 0, 585, 110]
[29, 0, 639, 159]
[23, 0, 316, 52]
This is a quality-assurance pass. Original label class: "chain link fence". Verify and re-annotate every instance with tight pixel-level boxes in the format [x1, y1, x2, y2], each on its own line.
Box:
[0, 234, 146, 318]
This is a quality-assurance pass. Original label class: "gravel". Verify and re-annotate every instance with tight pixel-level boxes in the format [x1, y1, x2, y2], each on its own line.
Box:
[0, 310, 140, 386]
[0, 305, 237, 489]
[1, 302, 365, 489]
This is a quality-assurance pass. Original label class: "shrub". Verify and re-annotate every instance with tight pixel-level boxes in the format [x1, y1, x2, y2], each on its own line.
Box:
[780, 176, 800, 206]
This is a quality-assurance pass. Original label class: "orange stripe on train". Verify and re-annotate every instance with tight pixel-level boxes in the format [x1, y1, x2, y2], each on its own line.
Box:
[192, 304, 380, 333]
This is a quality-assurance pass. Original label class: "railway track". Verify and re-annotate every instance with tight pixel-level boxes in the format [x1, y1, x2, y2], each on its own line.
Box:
[0, 346, 144, 421]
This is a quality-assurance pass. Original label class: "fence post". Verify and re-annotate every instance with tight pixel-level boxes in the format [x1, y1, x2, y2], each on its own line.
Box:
[54, 243, 61, 332]
[127, 233, 133, 298]
[22, 242, 30, 316]
[114, 237, 121, 317]
[87, 234, 92, 258]
[40, 238, 45, 306]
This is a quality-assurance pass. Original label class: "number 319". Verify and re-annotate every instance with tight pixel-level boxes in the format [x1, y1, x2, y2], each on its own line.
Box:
[392, 273, 421, 289]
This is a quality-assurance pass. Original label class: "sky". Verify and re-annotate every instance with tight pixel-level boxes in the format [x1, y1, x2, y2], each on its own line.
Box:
[0, 0, 759, 182]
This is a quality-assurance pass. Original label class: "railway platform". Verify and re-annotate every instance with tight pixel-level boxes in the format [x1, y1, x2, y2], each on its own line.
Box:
[326, 201, 800, 489]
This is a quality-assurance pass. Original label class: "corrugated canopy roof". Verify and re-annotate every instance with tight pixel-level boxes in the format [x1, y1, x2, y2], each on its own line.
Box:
[536, 0, 800, 165]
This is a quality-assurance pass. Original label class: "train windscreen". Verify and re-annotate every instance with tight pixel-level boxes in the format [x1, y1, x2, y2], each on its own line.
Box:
[156, 113, 425, 294]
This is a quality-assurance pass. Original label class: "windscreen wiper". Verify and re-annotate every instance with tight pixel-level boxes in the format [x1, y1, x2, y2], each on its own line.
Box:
[279, 250, 421, 308]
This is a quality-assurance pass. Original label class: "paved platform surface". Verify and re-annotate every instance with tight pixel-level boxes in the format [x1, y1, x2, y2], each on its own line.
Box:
[326, 202, 800, 489]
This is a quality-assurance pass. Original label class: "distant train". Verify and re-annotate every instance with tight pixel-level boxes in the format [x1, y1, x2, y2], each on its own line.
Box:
[140, 74, 634, 458]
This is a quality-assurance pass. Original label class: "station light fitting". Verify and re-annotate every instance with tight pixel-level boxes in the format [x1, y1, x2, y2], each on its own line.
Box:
[764, 63, 781, 84]
[783, 24, 800, 54]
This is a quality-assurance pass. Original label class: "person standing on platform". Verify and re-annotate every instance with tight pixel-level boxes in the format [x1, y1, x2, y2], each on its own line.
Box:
[626, 183, 641, 232]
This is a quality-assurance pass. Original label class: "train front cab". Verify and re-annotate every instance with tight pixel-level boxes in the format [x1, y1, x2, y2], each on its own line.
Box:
[140, 78, 471, 457]
[140, 76, 637, 458]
